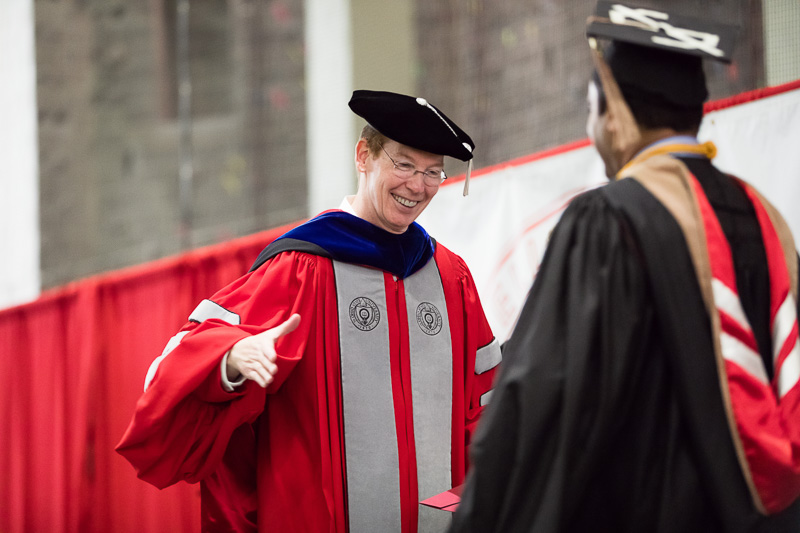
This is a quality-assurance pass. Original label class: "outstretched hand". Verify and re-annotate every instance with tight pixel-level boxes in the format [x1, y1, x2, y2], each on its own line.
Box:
[226, 314, 301, 388]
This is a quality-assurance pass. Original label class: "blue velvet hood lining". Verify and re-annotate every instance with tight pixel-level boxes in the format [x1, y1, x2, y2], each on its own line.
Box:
[250, 211, 435, 279]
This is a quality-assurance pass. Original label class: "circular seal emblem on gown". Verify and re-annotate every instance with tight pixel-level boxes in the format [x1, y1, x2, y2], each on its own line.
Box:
[349, 297, 380, 331]
[416, 302, 443, 336]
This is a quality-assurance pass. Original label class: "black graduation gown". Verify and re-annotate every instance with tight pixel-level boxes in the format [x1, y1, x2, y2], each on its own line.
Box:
[450, 157, 800, 533]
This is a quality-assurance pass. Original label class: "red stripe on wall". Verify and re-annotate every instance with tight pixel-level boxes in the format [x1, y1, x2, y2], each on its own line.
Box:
[704, 79, 800, 114]
[443, 139, 593, 186]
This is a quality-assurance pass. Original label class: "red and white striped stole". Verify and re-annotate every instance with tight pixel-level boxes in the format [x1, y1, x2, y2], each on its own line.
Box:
[691, 175, 800, 514]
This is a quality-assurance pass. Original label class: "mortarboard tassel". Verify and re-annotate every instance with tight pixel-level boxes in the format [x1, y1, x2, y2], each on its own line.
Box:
[463, 159, 473, 196]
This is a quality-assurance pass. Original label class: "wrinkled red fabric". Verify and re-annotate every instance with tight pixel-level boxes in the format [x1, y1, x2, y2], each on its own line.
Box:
[0, 226, 287, 533]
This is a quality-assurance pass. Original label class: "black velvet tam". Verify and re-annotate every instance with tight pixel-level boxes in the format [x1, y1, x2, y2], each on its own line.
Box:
[349, 90, 475, 162]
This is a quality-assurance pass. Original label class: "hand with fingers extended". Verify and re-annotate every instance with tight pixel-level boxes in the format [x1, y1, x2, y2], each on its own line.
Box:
[226, 314, 302, 388]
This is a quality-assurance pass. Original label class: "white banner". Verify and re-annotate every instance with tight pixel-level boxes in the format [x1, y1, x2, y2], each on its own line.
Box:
[700, 88, 800, 234]
[419, 84, 800, 342]
[0, 0, 39, 309]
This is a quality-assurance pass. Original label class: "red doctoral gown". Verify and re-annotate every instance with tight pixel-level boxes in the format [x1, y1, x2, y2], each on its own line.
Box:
[116, 220, 500, 533]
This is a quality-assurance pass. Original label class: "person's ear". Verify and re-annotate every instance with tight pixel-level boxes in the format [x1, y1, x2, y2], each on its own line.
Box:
[355, 139, 370, 173]
[603, 106, 619, 135]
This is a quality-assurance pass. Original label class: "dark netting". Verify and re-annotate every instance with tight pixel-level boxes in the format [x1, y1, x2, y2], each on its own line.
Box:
[762, 0, 800, 86]
[415, 0, 771, 171]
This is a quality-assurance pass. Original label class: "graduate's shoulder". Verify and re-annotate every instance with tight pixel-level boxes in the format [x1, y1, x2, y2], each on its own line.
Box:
[547, 180, 653, 254]
[560, 182, 620, 219]
[564, 178, 658, 220]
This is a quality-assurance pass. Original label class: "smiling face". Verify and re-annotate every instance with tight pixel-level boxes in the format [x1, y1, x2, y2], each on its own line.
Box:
[352, 138, 444, 234]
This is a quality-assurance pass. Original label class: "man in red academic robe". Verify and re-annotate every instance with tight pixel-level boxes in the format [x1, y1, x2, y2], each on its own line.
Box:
[117, 90, 501, 533]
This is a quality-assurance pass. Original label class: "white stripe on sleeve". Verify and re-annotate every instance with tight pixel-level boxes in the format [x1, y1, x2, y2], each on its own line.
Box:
[475, 338, 502, 374]
[189, 299, 241, 325]
[144, 331, 189, 391]
[480, 390, 493, 406]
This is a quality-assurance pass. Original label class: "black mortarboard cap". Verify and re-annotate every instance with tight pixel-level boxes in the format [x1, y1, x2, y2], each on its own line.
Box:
[586, 2, 739, 107]
[348, 90, 475, 162]
[603, 41, 708, 107]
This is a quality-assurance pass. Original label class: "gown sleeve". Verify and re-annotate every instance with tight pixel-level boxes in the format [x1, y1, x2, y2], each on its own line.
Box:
[115, 251, 322, 489]
[449, 190, 655, 532]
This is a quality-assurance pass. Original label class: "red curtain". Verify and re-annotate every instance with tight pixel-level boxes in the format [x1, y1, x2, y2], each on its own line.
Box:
[0, 223, 295, 533]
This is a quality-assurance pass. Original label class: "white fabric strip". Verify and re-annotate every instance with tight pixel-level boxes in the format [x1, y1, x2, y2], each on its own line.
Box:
[189, 299, 241, 325]
[144, 331, 189, 391]
[772, 295, 797, 365]
[720, 331, 770, 386]
[778, 339, 800, 399]
[475, 338, 502, 375]
[712, 278, 752, 333]
[480, 390, 493, 407]
[403, 258, 453, 533]
[771, 294, 800, 398]
[333, 261, 401, 533]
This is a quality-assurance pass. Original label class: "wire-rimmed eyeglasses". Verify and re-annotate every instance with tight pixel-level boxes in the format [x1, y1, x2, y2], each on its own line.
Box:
[380, 145, 446, 186]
